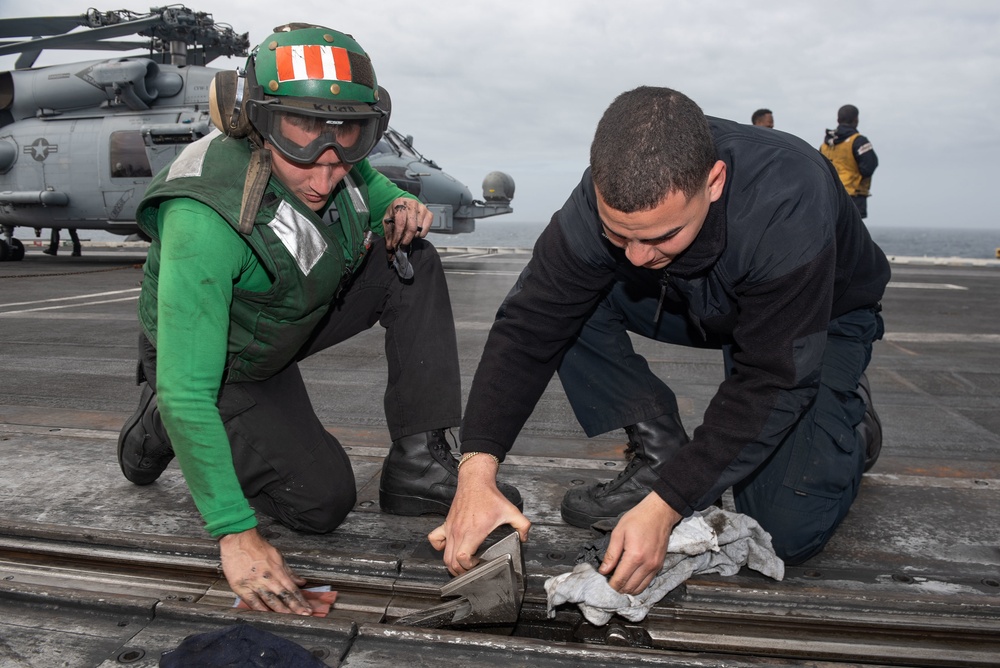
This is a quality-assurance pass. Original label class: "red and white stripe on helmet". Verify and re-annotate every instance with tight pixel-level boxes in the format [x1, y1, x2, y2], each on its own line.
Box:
[275, 45, 353, 84]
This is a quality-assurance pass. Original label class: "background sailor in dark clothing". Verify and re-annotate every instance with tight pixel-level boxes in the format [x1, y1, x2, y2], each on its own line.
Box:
[751, 108, 774, 128]
[43, 227, 81, 256]
[820, 104, 879, 218]
[430, 87, 889, 596]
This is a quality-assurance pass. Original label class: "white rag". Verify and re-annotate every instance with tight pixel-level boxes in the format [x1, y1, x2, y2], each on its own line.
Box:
[544, 507, 785, 626]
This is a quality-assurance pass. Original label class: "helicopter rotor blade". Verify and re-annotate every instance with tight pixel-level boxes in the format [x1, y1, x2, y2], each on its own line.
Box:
[0, 39, 148, 52]
[0, 16, 86, 39]
[0, 15, 162, 58]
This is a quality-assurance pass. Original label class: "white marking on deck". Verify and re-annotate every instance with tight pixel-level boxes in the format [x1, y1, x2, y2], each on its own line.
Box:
[887, 282, 967, 290]
[0, 288, 141, 317]
[863, 473, 998, 490]
[0, 288, 141, 309]
[883, 333, 1000, 343]
[442, 252, 496, 260]
[445, 270, 522, 276]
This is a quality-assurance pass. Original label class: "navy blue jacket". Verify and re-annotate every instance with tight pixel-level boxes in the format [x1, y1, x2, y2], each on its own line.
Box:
[461, 117, 890, 516]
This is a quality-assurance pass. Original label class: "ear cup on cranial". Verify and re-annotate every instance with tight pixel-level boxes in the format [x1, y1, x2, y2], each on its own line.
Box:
[209, 70, 253, 138]
[374, 86, 392, 138]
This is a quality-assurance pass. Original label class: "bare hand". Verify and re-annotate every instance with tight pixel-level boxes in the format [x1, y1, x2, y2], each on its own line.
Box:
[598, 492, 681, 595]
[383, 197, 433, 259]
[428, 455, 531, 575]
[219, 528, 313, 615]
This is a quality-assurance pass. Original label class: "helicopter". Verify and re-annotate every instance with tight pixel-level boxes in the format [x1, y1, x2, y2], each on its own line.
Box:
[0, 6, 514, 261]
[368, 127, 514, 235]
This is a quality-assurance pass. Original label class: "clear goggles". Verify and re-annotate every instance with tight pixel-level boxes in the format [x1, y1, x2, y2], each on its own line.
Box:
[247, 100, 386, 165]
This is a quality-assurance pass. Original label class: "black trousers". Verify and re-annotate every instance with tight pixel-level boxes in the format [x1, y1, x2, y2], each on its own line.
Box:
[851, 194, 869, 219]
[138, 237, 462, 533]
[557, 277, 884, 564]
[50, 228, 80, 248]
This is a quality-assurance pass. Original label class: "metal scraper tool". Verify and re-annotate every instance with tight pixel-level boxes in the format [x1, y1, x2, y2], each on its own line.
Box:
[393, 531, 525, 628]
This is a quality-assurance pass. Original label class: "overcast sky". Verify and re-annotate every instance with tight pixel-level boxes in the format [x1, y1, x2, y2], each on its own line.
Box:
[3, 0, 998, 229]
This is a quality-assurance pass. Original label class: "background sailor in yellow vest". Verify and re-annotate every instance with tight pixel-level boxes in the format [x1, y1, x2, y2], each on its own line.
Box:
[820, 104, 879, 218]
[116, 23, 521, 615]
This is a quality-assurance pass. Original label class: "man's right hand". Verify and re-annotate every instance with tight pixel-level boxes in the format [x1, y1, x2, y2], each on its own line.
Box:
[219, 528, 313, 615]
[428, 454, 531, 575]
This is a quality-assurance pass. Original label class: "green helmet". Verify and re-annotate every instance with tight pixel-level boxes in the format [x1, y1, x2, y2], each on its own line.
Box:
[252, 24, 378, 104]
[244, 23, 391, 164]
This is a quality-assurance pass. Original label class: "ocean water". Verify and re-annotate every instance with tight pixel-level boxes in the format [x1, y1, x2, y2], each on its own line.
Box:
[867, 227, 999, 259]
[451, 221, 1000, 259]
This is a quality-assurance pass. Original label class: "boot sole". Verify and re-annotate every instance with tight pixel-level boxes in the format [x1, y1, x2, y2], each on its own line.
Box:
[858, 374, 883, 472]
[559, 500, 620, 530]
[379, 490, 525, 516]
[118, 389, 162, 486]
[862, 411, 883, 472]
[378, 489, 451, 516]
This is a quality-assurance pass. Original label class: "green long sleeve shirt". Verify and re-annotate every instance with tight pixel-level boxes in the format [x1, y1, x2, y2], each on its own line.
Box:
[152, 160, 410, 538]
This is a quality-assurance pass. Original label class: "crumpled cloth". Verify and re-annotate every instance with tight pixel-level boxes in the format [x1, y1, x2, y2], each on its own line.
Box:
[544, 507, 784, 626]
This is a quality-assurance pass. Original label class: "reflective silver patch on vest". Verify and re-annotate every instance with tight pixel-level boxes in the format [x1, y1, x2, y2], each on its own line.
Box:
[165, 129, 221, 181]
[268, 200, 327, 276]
[342, 173, 369, 217]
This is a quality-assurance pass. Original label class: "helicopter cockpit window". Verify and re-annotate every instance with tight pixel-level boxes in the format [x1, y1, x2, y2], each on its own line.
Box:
[394, 139, 419, 160]
[110, 131, 153, 178]
[368, 138, 393, 157]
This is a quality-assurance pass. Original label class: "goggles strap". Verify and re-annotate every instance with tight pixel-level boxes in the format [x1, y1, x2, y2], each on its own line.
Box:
[342, 172, 369, 218]
[239, 148, 272, 235]
[230, 74, 247, 132]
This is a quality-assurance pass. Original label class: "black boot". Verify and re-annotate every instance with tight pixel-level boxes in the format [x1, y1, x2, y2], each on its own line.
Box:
[71, 245, 82, 257]
[42, 246, 57, 256]
[118, 384, 175, 485]
[379, 430, 523, 516]
[857, 373, 882, 472]
[561, 413, 689, 529]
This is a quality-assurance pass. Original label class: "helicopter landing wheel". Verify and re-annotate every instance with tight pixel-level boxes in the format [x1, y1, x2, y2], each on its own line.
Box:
[8, 238, 24, 261]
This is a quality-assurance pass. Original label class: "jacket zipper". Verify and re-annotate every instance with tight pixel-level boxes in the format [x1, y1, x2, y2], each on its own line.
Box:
[654, 268, 669, 323]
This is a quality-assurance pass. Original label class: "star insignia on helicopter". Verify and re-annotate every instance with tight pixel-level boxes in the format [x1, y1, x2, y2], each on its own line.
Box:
[24, 138, 58, 162]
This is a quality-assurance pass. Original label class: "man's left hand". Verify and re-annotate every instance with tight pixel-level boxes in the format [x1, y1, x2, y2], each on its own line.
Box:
[383, 197, 433, 257]
[598, 492, 682, 595]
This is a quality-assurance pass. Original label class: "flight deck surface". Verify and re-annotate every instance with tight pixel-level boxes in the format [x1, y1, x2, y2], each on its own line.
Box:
[0, 244, 997, 666]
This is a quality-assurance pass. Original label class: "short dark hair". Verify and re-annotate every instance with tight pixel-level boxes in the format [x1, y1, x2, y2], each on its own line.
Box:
[751, 108, 772, 124]
[590, 87, 716, 212]
[837, 104, 859, 125]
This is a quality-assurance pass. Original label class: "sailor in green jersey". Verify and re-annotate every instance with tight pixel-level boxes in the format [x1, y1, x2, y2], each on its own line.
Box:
[117, 23, 521, 616]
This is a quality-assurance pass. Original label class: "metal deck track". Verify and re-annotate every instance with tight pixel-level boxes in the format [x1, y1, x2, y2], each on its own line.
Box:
[0, 520, 996, 666]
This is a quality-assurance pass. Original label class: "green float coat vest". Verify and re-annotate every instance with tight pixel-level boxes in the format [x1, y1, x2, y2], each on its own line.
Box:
[136, 131, 372, 382]
[820, 133, 871, 197]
